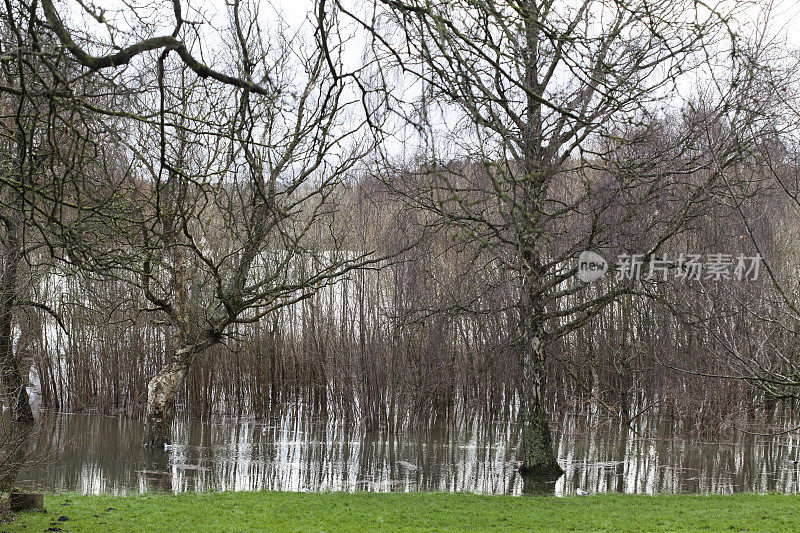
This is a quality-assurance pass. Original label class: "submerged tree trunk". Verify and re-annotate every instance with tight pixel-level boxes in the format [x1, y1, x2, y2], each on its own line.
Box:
[514, 209, 562, 475]
[0, 214, 33, 424]
[514, 0, 561, 478]
[143, 345, 195, 448]
[518, 307, 563, 476]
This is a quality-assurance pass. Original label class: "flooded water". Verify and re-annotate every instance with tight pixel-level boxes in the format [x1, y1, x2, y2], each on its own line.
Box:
[11, 409, 800, 496]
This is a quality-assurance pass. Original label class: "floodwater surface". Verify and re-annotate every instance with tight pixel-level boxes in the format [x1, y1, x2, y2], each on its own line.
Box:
[11, 409, 800, 496]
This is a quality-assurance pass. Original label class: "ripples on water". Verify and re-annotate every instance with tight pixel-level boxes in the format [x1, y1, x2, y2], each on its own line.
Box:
[13, 409, 800, 495]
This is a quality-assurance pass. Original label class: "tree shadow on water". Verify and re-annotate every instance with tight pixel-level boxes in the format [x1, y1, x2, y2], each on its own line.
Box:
[140, 448, 173, 493]
[0, 419, 37, 492]
[519, 472, 563, 495]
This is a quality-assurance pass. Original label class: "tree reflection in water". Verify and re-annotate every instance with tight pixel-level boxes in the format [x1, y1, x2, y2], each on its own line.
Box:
[13, 409, 800, 496]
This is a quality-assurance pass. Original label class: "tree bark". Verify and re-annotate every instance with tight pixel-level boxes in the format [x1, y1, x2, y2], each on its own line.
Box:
[0, 214, 33, 424]
[518, 310, 563, 476]
[516, 1, 561, 477]
[143, 351, 190, 448]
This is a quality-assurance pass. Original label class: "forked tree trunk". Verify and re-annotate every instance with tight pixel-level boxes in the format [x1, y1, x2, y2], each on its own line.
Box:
[143, 349, 192, 448]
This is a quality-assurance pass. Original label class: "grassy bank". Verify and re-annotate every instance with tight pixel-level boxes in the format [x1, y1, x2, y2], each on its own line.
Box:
[3, 491, 800, 532]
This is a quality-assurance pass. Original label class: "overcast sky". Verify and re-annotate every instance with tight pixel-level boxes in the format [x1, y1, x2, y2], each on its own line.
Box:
[59, 0, 800, 160]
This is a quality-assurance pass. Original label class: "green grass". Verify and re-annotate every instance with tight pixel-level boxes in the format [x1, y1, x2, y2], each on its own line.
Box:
[3, 491, 800, 532]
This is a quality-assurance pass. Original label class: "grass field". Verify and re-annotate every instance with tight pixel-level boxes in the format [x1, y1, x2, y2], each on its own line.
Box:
[3, 491, 800, 532]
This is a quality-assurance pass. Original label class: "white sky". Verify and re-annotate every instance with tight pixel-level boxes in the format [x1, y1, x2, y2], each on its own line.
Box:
[69, 0, 800, 48]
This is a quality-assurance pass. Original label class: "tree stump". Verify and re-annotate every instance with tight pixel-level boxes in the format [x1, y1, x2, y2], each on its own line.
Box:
[8, 491, 44, 511]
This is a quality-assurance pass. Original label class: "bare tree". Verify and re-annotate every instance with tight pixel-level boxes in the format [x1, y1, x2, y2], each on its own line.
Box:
[16, 0, 384, 446]
[0, 0, 109, 422]
[681, 26, 800, 415]
[342, 0, 752, 475]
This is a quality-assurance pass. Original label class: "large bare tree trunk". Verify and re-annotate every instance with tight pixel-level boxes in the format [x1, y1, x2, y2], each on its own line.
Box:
[0, 214, 33, 424]
[515, 5, 561, 475]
